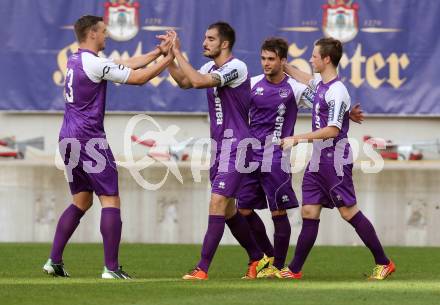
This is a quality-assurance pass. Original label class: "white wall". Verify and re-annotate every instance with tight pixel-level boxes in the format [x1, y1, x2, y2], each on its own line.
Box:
[1, 160, 439, 246]
[1, 112, 439, 157]
[1, 112, 440, 245]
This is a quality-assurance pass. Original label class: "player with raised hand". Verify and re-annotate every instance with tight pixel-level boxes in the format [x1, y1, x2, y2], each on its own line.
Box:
[279, 37, 394, 280]
[160, 23, 269, 280]
[237, 37, 309, 278]
[239, 37, 364, 278]
[43, 15, 174, 279]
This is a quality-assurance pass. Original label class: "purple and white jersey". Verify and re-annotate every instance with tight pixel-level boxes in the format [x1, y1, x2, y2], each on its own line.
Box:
[249, 74, 310, 161]
[199, 57, 251, 150]
[59, 49, 131, 140]
[309, 75, 351, 164]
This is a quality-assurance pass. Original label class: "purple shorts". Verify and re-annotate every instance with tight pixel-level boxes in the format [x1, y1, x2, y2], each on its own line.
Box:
[237, 162, 299, 211]
[59, 138, 119, 196]
[210, 146, 251, 198]
[302, 163, 356, 209]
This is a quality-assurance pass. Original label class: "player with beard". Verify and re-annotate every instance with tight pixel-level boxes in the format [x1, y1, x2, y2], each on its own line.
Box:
[159, 22, 269, 280]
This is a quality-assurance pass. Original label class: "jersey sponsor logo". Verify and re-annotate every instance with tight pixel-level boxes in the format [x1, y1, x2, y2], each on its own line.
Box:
[255, 87, 264, 95]
[314, 103, 321, 128]
[213, 88, 223, 125]
[272, 103, 286, 143]
[302, 86, 315, 104]
[337, 102, 347, 123]
[104, 0, 140, 42]
[222, 69, 239, 84]
[279, 88, 290, 98]
[328, 100, 335, 122]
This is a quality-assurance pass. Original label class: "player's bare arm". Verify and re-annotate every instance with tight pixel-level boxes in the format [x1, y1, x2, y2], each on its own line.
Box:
[171, 33, 221, 89]
[114, 37, 172, 69]
[113, 48, 161, 69]
[167, 61, 193, 89]
[281, 126, 340, 149]
[284, 63, 313, 86]
[156, 31, 193, 89]
[125, 51, 174, 85]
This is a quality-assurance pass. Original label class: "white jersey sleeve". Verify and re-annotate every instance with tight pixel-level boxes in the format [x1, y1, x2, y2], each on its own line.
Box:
[308, 74, 322, 91]
[82, 52, 131, 84]
[250, 74, 265, 89]
[287, 77, 311, 109]
[211, 59, 248, 88]
[326, 81, 351, 129]
[198, 61, 214, 75]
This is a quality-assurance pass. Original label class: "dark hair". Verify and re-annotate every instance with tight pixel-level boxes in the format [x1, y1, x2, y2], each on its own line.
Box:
[315, 37, 343, 67]
[74, 15, 103, 43]
[207, 21, 236, 50]
[261, 37, 289, 59]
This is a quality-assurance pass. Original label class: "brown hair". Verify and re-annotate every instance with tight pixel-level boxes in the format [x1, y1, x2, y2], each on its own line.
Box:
[315, 37, 343, 67]
[74, 15, 103, 43]
[261, 37, 289, 59]
[207, 21, 236, 50]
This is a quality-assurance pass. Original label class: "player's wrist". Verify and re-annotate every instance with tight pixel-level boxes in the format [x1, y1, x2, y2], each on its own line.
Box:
[153, 46, 162, 56]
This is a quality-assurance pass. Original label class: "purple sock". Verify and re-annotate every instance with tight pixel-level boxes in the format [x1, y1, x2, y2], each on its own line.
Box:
[244, 212, 274, 258]
[100, 207, 122, 271]
[288, 218, 320, 273]
[272, 214, 291, 270]
[197, 215, 225, 272]
[348, 211, 390, 265]
[50, 204, 85, 263]
[226, 212, 263, 262]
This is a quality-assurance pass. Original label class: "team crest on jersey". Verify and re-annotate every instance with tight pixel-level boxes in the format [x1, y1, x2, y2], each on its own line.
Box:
[104, 0, 140, 42]
[322, 0, 359, 43]
[255, 87, 264, 95]
[279, 88, 290, 98]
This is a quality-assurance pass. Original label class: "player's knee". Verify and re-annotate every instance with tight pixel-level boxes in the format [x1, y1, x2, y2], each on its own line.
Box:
[238, 208, 253, 216]
[74, 201, 93, 212]
[271, 209, 287, 217]
[209, 195, 228, 215]
[301, 206, 320, 219]
[339, 206, 359, 221]
[99, 195, 120, 208]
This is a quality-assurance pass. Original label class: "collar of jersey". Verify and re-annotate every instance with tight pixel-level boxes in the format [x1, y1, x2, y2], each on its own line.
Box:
[78, 48, 98, 57]
[263, 74, 288, 88]
[212, 56, 235, 70]
[318, 75, 340, 88]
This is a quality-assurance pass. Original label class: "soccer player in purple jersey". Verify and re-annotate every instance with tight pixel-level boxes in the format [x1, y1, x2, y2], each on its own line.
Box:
[43, 15, 174, 279]
[237, 37, 309, 278]
[159, 23, 269, 280]
[238, 37, 364, 278]
[279, 37, 395, 280]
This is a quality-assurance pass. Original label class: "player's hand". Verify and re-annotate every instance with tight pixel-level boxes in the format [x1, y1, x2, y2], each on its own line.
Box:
[169, 31, 181, 54]
[280, 137, 298, 150]
[349, 103, 364, 124]
[164, 46, 175, 62]
[156, 32, 173, 55]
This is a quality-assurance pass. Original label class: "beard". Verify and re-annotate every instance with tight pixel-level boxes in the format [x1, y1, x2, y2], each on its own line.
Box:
[203, 48, 221, 59]
[264, 67, 281, 77]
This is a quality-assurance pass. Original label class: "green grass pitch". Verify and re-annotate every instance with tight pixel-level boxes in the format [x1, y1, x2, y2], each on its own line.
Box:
[0, 243, 439, 305]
